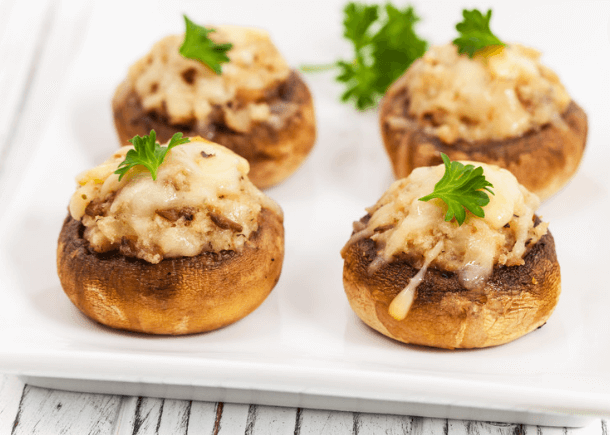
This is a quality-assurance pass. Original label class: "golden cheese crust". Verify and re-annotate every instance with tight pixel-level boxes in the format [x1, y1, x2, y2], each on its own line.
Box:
[379, 83, 588, 201]
[57, 208, 284, 335]
[342, 216, 561, 349]
[112, 71, 316, 190]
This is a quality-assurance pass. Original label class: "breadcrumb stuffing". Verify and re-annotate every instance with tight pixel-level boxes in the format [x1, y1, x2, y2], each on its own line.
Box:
[392, 43, 570, 143]
[69, 138, 282, 264]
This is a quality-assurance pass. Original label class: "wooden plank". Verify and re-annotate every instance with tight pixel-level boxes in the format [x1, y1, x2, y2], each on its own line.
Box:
[449, 420, 475, 435]
[186, 402, 219, 435]
[529, 426, 564, 435]
[449, 419, 610, 435]
[113, 396, 138, 435]
[0, 375, 24, 434]
[156, 399, 191, 434]
[448, 420, 525, 435]
[297, 408, 354, 435]
[115, 396, 165, 435]
[521, 424, 541, 435]
[245, 405, 298, 434]
[11, 385, 122, 435]
[216, 403, 249, 435]
[354, 413, 412, 435]
[411, 417, 448, 435]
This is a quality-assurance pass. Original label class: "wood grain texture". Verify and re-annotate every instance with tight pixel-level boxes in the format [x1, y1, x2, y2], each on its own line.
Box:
[216, 403, 249, 435]
[0, 376, 24, 434]
[411, 417, 448, 435]
[353, 413, 412, 434]
[115, 396, 167, 435]
[11, 385, 122, 435]
[244, 405, 297, 434]
[185, 402, 218, 435]
[448, 421, 523, 435]
[157, 399, 192, 434]
[297, 409, 354, 435]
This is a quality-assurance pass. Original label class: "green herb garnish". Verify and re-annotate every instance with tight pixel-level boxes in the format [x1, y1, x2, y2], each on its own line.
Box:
[179, 15, 232, 74]
[304, 2, 427, 110]
[453, 9, 504, 58]
[419, 154, 494, 225]
[115, 131, 190, 181]
[338, 3, 427, 109]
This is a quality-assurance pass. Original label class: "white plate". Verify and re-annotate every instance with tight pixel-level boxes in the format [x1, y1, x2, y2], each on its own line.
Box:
[0, 0, 609, 427]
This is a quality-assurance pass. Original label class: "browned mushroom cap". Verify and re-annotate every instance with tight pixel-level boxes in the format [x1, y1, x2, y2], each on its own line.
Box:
[112, 71, 316, 190]
[342, 217, 561, 349]
[379, 81, 587, 201]
[57, 208, 284, 335]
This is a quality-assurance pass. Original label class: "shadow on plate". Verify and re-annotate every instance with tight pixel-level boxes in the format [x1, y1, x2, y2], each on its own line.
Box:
[341, 299, 571, 377]
[26, 279, 283, 356]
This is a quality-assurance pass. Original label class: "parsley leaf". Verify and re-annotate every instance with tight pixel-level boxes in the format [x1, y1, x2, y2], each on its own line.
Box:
[114, 131, 191, 181]
[343, 3, 379, 50]
[179, 15, 232, 74]
[335, 2, 427, 110]
[419, 154, 494, 225]
[370, 4, 427, 95]
[453, 9, 504, 58]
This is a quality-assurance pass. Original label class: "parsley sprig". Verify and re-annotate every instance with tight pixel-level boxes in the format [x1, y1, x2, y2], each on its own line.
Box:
[453, 9, 504, 58]
[179, 15, 232, 74]
[419, 154, 494, 225]
[304, 2, 427, 110]
[115, 131, 190, 181]
[338, 3, 427, 109]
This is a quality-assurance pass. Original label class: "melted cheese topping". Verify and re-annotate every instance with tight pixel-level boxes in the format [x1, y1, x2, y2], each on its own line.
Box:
[394, 43, 570, 143]
[388, 240, 444, 320]
[126, 26, 291, 132]
[69, 138, 282, 264]
[344, 163, 548, 319]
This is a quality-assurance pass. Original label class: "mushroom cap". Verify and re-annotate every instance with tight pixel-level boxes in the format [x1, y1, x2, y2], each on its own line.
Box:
[113, 71, 316, 190]
[342, 219, 561, 349]
[57, 207, 284, 335]
[380, 80, 588, 201]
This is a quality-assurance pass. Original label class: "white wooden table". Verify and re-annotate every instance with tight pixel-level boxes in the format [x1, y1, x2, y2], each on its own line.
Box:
[1, 0, 608, 433]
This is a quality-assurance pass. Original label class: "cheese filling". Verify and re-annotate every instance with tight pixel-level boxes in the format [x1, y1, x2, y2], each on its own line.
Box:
[389, 43, 571, 143]
[69, 138, 282, 264]
[125, 26, 291, 133]
[343, 163, 548, 320]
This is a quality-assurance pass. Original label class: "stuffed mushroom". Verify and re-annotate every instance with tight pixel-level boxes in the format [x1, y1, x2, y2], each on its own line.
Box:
[57, 136, 284, 334]
[113, 19, 316, 189]
[341, 158, 560, 349]
[379, 42, 587, 201]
